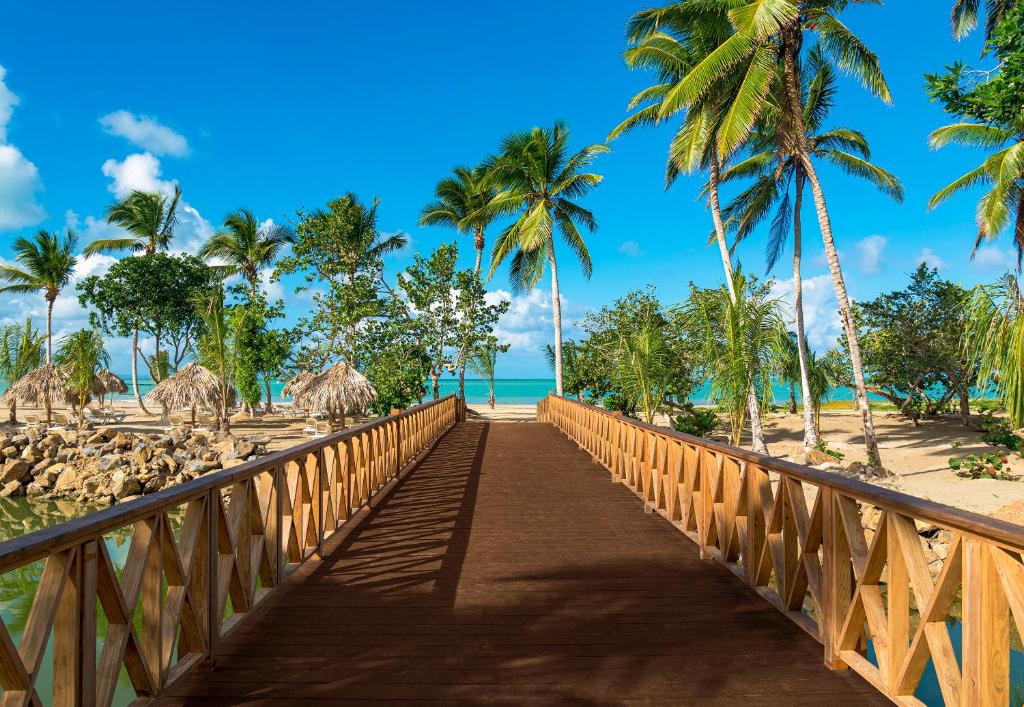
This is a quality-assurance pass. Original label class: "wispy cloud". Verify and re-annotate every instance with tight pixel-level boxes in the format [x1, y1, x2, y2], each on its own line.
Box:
[99, 110, 189, 157]
[617, 240, 643, 257]
[0, 65, 45, 230]
[855, 235, 887, 275]
[915, 247, 945, 271]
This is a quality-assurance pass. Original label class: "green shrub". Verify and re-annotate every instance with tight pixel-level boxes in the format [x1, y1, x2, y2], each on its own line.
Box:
[815, 439, 845, 460]
[673, 403, 719, 438]
[979, 412, 1024, 452]
[948, 452, 1017, 480]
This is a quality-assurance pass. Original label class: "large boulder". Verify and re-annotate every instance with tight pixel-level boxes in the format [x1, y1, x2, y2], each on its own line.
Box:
[54, 466, 82, 492]
[0, 481, 23, 498]
[1, 459, 32, 484]
[1, 446, 17, 460]
[185, 460, 220, 476]
[110, 471, 141, 500]
[98, 455, 125, 472]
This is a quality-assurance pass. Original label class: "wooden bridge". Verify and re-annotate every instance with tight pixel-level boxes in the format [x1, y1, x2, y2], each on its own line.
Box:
[0, 395, 1023, 705]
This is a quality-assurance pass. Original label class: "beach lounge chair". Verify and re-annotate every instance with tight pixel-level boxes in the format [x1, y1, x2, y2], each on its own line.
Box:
[197, 413, 215, 430]
[53, 412, 75, 430]
[168, 414, 188, 429]
[303, 418, 330, 438]
[23, 414, 40, 427]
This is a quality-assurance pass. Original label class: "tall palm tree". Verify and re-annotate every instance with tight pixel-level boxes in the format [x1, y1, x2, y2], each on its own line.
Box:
[0, 230, 78, 364]
[484, 122, 608, 397]
[952, 0, 1014, 39]
[719, 46, 903, 450]
[929, 124, 1024, 265]
[83, 186, 182, 411]
[610, 4, 774, 452]
[639, 0, 891, 470]
[0, 318, 45, 423]
[420, 166, 500, 274]
[200, 209, 294, 293]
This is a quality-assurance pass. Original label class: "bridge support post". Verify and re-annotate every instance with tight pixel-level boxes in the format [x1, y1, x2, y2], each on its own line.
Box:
[821, 487, 848, 670]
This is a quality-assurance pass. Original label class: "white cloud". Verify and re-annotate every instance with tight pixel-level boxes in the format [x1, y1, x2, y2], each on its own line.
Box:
[99, 110, 189, 157]
[769, 274, 843, 350]
[0, 66, 44, 231]
[485, 288, 590, 353]
[855, 235, 887, 275]
[972, 244, 1016, 272]
[617, 240, 643, 257]
[915, 247, 945, 270]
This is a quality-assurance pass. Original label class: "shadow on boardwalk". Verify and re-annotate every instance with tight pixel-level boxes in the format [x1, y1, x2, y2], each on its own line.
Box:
[161, 422, 886, 705]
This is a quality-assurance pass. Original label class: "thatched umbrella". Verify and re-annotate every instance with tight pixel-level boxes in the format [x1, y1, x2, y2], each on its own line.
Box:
[1, 363, 68, 425]
[96, 369, 127, 407]
[291, 361, 376, 428]
[145, 363, 237, 425]
[282, 370, 316, 398]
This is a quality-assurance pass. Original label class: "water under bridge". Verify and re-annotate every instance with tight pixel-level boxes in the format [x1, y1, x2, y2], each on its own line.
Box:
[0, 395, 1021, 705]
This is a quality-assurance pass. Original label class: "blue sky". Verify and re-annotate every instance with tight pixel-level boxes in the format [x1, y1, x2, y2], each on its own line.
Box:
[0, 1, 1007, 378]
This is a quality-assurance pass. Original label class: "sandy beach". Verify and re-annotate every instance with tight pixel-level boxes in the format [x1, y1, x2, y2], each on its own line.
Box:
[3, 399, 1024, 523]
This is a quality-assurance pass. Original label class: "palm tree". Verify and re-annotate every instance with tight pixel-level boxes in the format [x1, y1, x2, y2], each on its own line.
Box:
[681, 270, 787, 447]
[199, 209, 294, 293]
[614, 325, 672, 424]
[56, 329, 109, 428]
[952, 0, 1014, 39]
[806, 348, 848, 431]
[965, 274, 1024, 426]
[929, 124, 1024, 265]
[610, 4, 773, 452]
[485, 122, 608, 397]
[420, 166, 500, 274]
[467, 338, 507, 409]
[83, 187, 182, 256]
[195, 288, 233, 432]
[720, 46, 903, 450]
[83, 186, 182, 411]
[638, 0, 891, 469]
[0, 230, 78, 364]
[0, 318, 45, 423]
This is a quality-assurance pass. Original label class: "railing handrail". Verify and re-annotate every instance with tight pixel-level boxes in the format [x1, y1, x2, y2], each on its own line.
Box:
[0, 394, 457, 573]
[547, 394, 1024, 552]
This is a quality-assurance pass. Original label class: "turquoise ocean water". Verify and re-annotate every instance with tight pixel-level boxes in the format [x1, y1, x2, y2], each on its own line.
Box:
[0, 375, 894, 407]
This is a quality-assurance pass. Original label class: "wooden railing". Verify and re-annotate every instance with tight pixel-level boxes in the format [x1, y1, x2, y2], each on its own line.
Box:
[0, 394, 460, 706]
[538, 394, 1024, 706]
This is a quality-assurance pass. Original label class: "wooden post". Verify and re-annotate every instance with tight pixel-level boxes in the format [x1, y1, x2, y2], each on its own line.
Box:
[821, 487, 848, 670]
[206, 489, 220, 668]
[962, 539, 1009, 705]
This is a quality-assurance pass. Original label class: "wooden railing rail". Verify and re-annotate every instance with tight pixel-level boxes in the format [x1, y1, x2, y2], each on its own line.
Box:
[0, 394, 459, 706]
[538, 394, 1024, 706]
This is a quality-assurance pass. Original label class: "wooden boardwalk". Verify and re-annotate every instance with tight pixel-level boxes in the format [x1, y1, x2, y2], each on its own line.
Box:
[160, 421, 886, 705]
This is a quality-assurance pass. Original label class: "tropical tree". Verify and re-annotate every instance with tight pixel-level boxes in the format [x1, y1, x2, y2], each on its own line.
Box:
[485, 121, 608, 397]
[806, 348, 848, 430]
[194, 288, 233, 432]
[719, 46, 903, 448]
[0, 318, 45, 423]
[610, 4, 773, 451]
[951, 0, 1014, 39]
[680, 271, 787, 447]
[965, 274, 1024, 426]
[56, 329, 109, 428]
[83, 186, 182, 411]
[614, 325, 673, 424]
[623, 0, 892, 469]
[467, 338, 509, 409]
[420, 166, 501, 274]
[929, 4, 1024, 265]
[0, 229, 78, 364]
[200, 209, 294, 293]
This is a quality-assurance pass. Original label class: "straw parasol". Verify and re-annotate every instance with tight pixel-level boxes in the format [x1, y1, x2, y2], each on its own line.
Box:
[96, 369, 127, 406]
[1, 363, 69, 425]
[282, 370, 316, 398]
[291, 361, 376, 428]
[145, 363, 237, 424]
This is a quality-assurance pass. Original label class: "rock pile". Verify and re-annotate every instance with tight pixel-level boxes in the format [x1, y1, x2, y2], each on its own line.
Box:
[0, 426, 270, 507]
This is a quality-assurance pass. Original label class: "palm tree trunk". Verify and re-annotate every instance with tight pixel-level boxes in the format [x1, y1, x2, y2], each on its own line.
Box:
[548, 239, 564, 397]
[709, 154, 768, 453]
[264, 376, 273, 414]
[780, 32, 882, 472]
[474, 226, 485, 275]
[458, 362, 466, 401]
[131, 326, 150, 415]
[788, 385, 797, 414]
[45, 297, 53, 364]
[793, 177, 819, 449]
[8, 401, 16, 424]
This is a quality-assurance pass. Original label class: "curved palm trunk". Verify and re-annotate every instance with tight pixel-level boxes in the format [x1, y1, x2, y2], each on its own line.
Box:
[709, 156, 769, 454]
[45, 297, 53, 425]
[793, 178, 819, 449]
[548, 238, 564, 398]
[131, 326, 150, 415]
[474, 226, 485, 275]
[780, 32, 881, 472]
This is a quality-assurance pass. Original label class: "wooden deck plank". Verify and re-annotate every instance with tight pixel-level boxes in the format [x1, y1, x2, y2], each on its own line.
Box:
[160, 422, 887, 705]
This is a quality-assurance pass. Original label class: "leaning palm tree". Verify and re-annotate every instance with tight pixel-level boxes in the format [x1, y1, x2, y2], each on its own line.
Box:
[720, 46, 904, 450]
[485, 122, 608, 397]
[56, 329, 109, 428]
[952, 0, 1014, 39]
[641, 0, 892, 470]
[610, 4, 773, 452]
[420, 166, 500, 274]
[0, 318, 45, 423]
[83, 186, 182, 256]
[83, 186, 182, 412]
[929, 123, 1024, 266]
[199, 209, 294, 293]
[0, 230, 78, 364]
